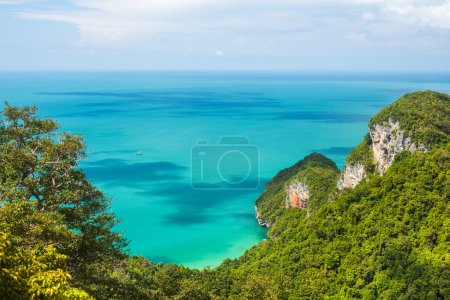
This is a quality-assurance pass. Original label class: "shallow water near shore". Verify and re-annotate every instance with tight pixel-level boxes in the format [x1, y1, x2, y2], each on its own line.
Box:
[1, 71, 449, 268]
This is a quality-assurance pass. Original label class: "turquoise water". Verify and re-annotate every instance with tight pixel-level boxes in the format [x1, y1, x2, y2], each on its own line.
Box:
[1, 72, 449, 268]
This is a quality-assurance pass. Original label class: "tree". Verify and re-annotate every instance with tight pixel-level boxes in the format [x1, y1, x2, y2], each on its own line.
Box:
[0, 232, 91, 299]
[0, 104, 127, 293]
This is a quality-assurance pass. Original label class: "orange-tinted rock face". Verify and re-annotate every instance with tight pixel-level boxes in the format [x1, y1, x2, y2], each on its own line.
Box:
[286, 182, 309, 209]
[289, 190, 301, 208]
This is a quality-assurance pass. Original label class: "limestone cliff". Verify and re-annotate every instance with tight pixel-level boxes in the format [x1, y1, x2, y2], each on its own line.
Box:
[336, 135, 373, 191]
[285, 182, 309, 209]
[336, 163, 365, 190]
[369, 119, 427, 174]
[337, 117, 428, 190]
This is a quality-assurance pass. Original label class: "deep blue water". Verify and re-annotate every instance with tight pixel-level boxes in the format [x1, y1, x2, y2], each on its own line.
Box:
[1, 71, 449, 268]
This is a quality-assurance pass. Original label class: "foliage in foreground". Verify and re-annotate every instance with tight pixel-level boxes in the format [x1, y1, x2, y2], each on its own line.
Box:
[0, 232, 91, 299]
[0, 105, 126, 299]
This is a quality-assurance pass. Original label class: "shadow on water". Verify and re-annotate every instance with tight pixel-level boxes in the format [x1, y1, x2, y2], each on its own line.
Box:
[314, 146, 354, 156]
[38, 90, 372, 124]
[136, 179, 267, 226]
[80, 156, 267, 226]
[81, 159, 187, 188]
[276, 111, 371, 123]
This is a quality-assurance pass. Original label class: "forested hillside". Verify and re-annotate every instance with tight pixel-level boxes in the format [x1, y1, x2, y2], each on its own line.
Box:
[1, 91, 449, 299]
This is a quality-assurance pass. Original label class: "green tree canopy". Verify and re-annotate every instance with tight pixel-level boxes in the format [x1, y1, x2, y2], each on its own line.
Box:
[0, 232, 91, 299]
[0, 104, 127, 296]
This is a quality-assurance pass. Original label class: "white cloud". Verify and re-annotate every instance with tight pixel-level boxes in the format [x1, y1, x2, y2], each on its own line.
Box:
[354, 0, 450, 29]
[3, 0, 450, 71]
[348, 32, 367, 41]
[384, 1, 450, 29]
[361, 11, 375, 21]
[77, 25, 125, 45]
[233, 37, 247, 45]
[0, 0, 27, 4]
[15, 0, 450, 46]
[215, 49, 225, 57]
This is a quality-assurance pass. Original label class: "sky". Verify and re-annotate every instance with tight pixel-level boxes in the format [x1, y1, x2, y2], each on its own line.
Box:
[0, 0, 450, 71]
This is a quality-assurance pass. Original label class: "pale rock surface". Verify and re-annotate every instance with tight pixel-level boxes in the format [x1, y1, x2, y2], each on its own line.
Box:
[369, 119, 427, 174]
[337, 163, 365, 190]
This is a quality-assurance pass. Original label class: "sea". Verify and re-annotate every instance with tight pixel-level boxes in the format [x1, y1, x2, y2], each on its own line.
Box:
[1, 71, 449, 268]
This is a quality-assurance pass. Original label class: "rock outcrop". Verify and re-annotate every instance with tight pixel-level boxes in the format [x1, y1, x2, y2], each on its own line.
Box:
[285, 182, 309, 209]
[369, 119, 427, 174]
[255, 206, 269, 227]
[254, 153, 339, 227]
[338, 118, 428, 190]
[337, 163, 365, 190]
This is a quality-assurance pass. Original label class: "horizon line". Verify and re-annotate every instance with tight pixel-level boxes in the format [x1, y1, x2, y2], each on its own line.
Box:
[1, 69, 450, 74]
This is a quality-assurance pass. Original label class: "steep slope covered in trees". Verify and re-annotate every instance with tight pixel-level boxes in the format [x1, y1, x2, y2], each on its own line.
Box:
[211, 146, 450, 299]
[255, 153, 339, 228]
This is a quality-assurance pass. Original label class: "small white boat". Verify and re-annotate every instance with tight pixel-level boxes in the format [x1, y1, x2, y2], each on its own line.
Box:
[136, 151, 143, 156]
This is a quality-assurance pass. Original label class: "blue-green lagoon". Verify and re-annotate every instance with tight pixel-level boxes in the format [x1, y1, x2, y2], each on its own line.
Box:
[1, 72, 449, 268]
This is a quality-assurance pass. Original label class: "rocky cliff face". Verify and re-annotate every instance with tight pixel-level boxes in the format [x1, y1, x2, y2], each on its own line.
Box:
[255, 206, 269, 227]
[337, 163, 365, 190]
[285, 182, 309, 209]
[369, 119, 427, 174]
[337, 118, 428, 190]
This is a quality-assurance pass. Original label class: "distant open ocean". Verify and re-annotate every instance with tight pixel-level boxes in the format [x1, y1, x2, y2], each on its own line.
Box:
[1, 71, 450, 268]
